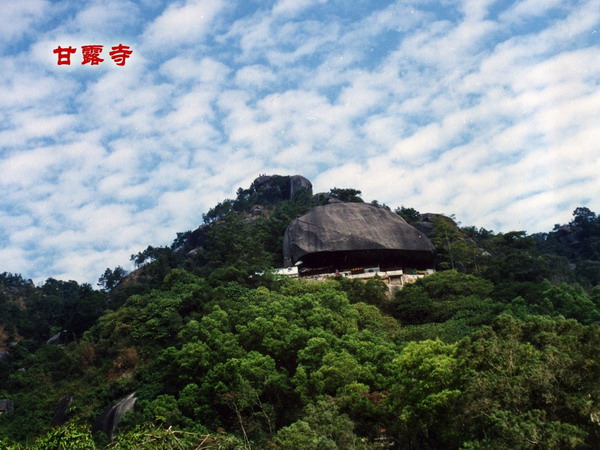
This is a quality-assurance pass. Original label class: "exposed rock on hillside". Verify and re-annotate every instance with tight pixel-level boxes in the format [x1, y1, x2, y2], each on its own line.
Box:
[552, 224, 585, 248]
[283, 203, 435, 270]
[412, 213, 456, 237]
[252, 174, 312, 203]
[93, 393, 137, 440]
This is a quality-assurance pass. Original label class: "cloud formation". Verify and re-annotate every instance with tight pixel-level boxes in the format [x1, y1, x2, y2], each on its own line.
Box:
[1, 0, 599, 284]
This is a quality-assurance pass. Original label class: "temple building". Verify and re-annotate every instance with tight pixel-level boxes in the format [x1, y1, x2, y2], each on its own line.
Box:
[282, 202, 435, 291]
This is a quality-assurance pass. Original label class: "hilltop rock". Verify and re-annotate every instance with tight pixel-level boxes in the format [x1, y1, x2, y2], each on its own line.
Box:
[251, 174, 312, 203]
[183, 174, 313, 254]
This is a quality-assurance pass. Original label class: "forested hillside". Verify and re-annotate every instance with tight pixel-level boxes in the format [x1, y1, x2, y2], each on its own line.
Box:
[1, 177, 599, 449]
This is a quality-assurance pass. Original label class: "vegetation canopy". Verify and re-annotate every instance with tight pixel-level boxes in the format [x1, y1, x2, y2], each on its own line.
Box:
[1, 177, 599, 449]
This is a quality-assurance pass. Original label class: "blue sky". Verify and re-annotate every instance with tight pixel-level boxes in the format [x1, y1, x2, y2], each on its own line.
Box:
[1, 0, 599, 284]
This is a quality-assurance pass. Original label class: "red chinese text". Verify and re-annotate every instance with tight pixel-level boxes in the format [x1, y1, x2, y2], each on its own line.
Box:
[53, 46, 76, 65]
[81, 45, 105, 65]
[109, 44, 133, 66]
[53, 44, 133, 66]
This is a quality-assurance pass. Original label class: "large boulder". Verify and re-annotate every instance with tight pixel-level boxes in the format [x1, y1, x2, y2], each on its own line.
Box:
[51, 395, 73, 427]
[93, 393, 137, 440]
[0, 399, 14, 414]
[288, 175, 313, 198]
[251, 174, 312, 203]
[283, 203, 434, 269]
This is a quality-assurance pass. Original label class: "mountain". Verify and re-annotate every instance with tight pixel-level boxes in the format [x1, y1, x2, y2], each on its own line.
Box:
[0, 175, 599, 449]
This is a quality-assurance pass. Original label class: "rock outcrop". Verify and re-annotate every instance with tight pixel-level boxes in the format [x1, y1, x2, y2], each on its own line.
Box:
[412, 213, 456, 237]
[251, 174, 312, 203]
[283, 203, 434, 269]
[51, 395, 73, 427]
[184, 174, 313, 255]
[93, 393, 137, 440]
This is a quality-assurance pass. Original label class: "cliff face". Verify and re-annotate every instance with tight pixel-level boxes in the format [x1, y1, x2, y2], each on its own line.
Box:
[283, 202, 435, 268]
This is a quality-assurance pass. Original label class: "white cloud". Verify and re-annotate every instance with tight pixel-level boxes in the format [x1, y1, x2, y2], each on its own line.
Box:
[459, 0, 497, 21]
[234, 64, 277, 90]
[0, 246, 31, 277]
[70, 0, 141, 36]
[0, 0, 50, 44]
[160, 55, 230, 83]
[142, 0, 226, 51]
[500, 0, 564, 23]
[0, 147, 59, 187]
[272, 0, 327, 18]
[1, 0, 599, 284]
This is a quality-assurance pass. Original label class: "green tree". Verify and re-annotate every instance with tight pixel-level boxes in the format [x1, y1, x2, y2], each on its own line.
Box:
[328, 188, 363, 203]
[456, 315, 600, 448]
[31, 423, 95, 450]
[208, 351, 287, 444]
[482, 231, 556, 284]
[430, 216, 483, 273]
[386, 339, 461, 448]
[334, 277, 388, 308]
[571, 207, 597, 229]
[395, 206, 421, 224]
[393, 270, 497, 327]
[98, 266, 128, 292]
[541, 283, 599, 324]
[274, 398, 360, 449]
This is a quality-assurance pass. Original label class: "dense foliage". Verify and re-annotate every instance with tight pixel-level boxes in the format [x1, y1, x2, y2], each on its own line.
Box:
[1, 184, 599, 448]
